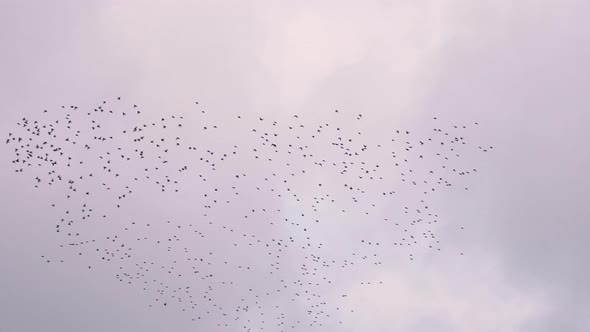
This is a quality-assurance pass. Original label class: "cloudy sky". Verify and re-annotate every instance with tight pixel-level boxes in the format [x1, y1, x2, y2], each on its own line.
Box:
[1, 1, 589, 331]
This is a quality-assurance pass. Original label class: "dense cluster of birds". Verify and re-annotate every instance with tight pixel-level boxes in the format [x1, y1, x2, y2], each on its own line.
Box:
[5, 97, 494, 330]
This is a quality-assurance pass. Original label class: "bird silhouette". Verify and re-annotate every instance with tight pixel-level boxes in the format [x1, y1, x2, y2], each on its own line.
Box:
[5, 97, 495, 330]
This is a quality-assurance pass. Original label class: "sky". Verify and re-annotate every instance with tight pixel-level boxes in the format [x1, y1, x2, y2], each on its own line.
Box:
[1, 1, 589, 331]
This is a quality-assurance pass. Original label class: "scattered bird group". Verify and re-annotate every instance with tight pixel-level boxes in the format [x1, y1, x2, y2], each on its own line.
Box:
[5, 98, 494, 330]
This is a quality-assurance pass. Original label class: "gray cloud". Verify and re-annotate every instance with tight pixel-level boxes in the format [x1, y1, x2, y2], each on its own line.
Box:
[1, 1, 589, 331]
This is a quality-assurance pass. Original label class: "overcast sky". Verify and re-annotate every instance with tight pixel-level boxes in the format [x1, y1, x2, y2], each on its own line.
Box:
[1, 1, 589, 331]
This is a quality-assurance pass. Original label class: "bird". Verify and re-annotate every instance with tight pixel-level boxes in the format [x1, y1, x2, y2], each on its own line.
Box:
[4, 98, 495, 330]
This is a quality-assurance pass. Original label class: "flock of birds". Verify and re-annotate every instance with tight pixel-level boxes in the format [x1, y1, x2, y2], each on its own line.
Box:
[5, 97, 494, 331]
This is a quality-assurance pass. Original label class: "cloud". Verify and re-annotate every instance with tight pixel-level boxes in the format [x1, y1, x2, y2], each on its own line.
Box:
[1, 1, 589, 331]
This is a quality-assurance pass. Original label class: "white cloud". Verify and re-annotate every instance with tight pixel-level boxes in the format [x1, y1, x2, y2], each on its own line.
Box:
[339, 254, 548, 331]
[256, 1, 455, 108]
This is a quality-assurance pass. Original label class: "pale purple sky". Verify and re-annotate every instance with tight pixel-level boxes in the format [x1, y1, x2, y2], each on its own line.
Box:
[1, 1, 589, 331]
